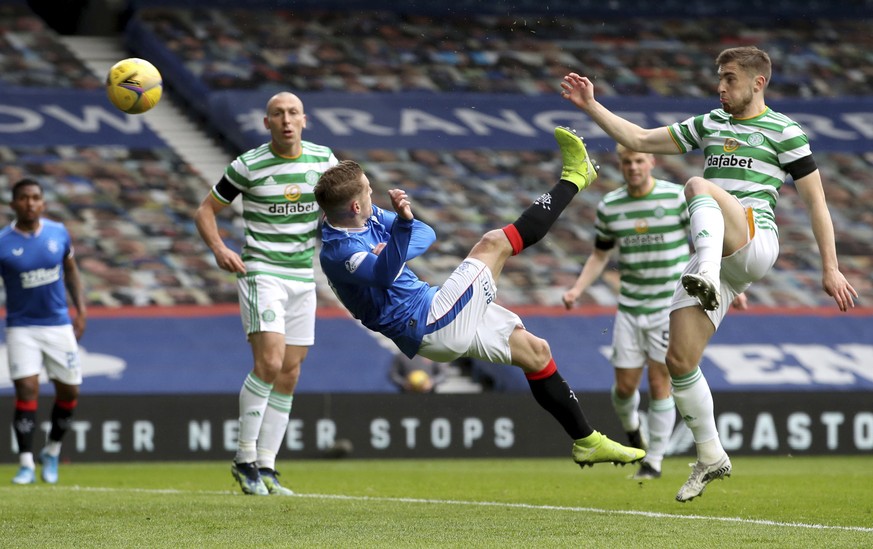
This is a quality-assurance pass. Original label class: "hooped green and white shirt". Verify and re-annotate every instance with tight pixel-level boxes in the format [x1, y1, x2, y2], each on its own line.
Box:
[215, 141, 338, 282]
[595, 179, 690, 316]
[668, 107, 812, 233]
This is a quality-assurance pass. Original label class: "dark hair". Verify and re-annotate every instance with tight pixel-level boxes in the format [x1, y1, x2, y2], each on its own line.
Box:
[314, 160, 365, 216]
[716, 46, 772, 87]
[11, 178, 42, 200]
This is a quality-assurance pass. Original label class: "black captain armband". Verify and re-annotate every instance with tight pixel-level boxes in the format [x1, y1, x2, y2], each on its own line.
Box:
[594, 236, 615, 252]
[785, 155, 818, 181]
[214, 176, 242, 203]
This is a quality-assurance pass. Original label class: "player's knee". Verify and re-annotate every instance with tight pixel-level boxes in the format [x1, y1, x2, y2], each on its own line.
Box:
[479, 229, 512, 255]
[254, 360, 283, 383]
[14, 377, 39, 400]
[613, 378, 637, 397]
[15, 386, 38, 401]
[665, 350, 694, 376]
[55, 384, 79, 402]
[528, 336, 552, 368]
[684, 176, 711, 199]
[276, 363, 302, 388]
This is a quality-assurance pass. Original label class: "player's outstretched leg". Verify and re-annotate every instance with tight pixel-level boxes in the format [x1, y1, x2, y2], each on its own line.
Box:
[525, 360, 644, 469]
[502, 127, 600, 256]
[554, 126, 599, 191]
[675, 454, 732, 502]
[572, 431, 646, 468]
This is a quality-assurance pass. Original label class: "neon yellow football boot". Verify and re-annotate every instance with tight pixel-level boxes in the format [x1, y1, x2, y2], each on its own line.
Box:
[554, 126, 599, 192]
[572, 430, 646, 468]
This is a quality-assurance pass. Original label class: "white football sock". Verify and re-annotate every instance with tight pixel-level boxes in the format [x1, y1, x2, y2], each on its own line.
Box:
[645, 396, 677, 469]
[256, 392, 293, 471]
[19, 451, 35, 469]
[44, 441, 62, 457]
[235, 371, 272, 464]
[671, 367, 724, 462]
[688, 195, 724, 276]
[611, 385, 641, 432]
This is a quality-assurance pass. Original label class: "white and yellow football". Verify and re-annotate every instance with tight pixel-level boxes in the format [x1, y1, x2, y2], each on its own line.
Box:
[408, 369, 431, 392]
[105, 58, 163, 114]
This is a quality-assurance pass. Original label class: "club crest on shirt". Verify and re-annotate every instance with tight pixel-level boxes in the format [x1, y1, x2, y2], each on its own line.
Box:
[47, 239, 60, 254]
[305, 170, 320, 185]
[748, 132, 765, 146]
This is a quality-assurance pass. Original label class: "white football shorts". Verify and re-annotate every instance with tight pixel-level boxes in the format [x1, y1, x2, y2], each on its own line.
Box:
[6, 325, 82, 385]
[672, 216, 779, 330]
[237, 274, 316, 346]
[418, 258, 523, 365]
[610, 309, 670, 368]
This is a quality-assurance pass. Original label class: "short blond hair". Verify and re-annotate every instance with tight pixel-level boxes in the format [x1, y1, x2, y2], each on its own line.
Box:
[314, 160, 365, 217]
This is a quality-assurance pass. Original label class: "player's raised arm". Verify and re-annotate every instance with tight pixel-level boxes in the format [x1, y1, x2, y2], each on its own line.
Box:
[386, 188, 435, 260]
[561, 73, 679, 155]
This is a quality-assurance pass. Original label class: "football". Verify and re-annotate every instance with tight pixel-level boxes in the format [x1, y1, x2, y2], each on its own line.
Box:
[408, 369, 431, 392]
[105, 58, 163, 114]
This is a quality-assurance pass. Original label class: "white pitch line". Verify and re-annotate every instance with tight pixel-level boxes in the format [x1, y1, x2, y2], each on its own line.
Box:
[296, 493, 873, 534]
[13, 485, 873, 534]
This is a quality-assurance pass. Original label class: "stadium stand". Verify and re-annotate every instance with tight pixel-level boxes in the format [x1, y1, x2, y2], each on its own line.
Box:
[0, 4, 101, 89]
[0, 143, 241, 306]
[0, 3, 242, 307]
[130, 7, 873, 98]
[0, 1, 871, 311]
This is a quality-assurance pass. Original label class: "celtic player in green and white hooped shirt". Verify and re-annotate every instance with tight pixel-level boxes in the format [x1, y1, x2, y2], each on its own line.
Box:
[594, 177, 689, 317]
[669, 105, 797, 236]
[195, 92, 338, 497]
[562, 46, 857, 502]
[222, 139, 336, 281]
[563, 146, 689, 479]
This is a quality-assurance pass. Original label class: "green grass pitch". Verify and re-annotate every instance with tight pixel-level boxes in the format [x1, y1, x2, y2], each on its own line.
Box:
[1, 456, 871, 548]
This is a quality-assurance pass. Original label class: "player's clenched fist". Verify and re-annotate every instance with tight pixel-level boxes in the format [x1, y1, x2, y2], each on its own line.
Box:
[389, 188, 414, 220]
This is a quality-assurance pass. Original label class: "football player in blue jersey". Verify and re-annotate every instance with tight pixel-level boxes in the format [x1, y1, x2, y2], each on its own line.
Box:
[0, 178, 87, 485]
[314, 128, 646, 469]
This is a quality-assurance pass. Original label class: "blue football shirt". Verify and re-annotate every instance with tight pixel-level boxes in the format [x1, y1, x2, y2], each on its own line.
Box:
[0, 219, 73, 327]
[319, 205, 438, 357]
